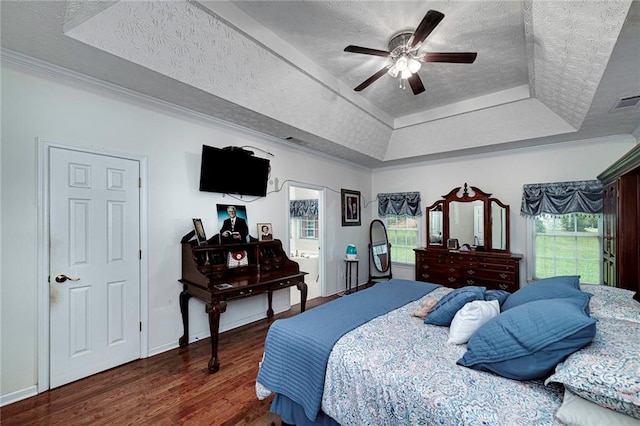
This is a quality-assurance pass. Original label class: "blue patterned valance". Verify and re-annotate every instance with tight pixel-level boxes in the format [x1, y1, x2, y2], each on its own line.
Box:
[290, 199, 318, 218]
[377, 192, 422, 218]
[520, 180, 603, 217]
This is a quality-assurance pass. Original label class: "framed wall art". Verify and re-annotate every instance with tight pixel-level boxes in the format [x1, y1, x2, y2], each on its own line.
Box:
[341, 189, 361, 227]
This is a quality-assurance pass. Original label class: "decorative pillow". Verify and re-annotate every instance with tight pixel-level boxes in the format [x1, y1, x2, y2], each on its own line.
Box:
[424, 286, 485, 326]
[501, 275, 583, 311]
[581, 284, 640, 323]
[457, 297, 596, 380]
[555, 389, 640, 426]
[484, 289, 511, 306]
[448, 299, 500, 344]
[546, 317, 640, 419]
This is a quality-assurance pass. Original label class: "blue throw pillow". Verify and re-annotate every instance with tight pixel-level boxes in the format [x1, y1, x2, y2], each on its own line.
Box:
[501, 275, 582, 311]
[484, 289, 511, 306]
[424, 286, 485, 326]
[457, 296, 596, 380]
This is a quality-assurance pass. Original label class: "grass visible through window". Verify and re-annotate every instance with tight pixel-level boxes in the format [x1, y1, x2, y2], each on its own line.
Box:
[534, 214, 601, 283]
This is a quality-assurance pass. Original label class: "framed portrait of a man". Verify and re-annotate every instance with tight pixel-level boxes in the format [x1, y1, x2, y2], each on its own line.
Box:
[341, 189, 361, 226]
[217, 204, 249, 244]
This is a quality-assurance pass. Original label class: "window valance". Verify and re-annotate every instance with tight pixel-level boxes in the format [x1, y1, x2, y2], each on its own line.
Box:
[377, 192, 422, 217]
[520, 180, 603, 217]
[290, 199, 318, 218]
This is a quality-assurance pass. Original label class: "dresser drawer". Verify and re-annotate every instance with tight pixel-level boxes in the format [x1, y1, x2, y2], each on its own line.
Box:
[415, 249, 521, 292]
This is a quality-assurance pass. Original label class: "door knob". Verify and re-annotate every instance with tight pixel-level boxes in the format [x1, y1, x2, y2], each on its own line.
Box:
[55, 274, 80, 283]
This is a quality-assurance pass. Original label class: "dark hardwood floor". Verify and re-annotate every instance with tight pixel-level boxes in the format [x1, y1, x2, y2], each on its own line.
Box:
[1, 295, 338, 426]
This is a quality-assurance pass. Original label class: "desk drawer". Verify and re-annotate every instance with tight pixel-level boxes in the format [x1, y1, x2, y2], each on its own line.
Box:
[268, 277, 303, 291]
[224, 286, 267, 300]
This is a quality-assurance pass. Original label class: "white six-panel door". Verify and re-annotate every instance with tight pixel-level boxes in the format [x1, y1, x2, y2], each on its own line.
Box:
[49, 147, 141, 388]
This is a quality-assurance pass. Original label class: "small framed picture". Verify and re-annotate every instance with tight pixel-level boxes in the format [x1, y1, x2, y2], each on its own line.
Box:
[341, 189, 361, 226]
[258, 223, 273, 241]
[447, 238, 459, 250]
[192, 218, 207, 245]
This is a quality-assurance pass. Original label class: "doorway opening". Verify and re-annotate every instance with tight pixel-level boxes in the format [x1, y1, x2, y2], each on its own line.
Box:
[288, 184, 324, 303]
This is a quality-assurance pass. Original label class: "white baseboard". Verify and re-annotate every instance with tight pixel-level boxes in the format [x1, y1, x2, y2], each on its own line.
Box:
[1, 385, 38, 407]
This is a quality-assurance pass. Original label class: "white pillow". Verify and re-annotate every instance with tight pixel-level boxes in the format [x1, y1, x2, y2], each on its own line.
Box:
[556, 389, 640, 426]
[447, 299, 500, 344]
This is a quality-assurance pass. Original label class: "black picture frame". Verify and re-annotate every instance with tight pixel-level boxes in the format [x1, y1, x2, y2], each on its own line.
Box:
[192, 218, 207, 245]
[341, 189, 361, 227]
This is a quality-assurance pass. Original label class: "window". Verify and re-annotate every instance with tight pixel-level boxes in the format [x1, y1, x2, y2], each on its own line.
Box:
[521, 180, 603, 284]
[299, 217, 318, 239]
[532, 213, 601, 283]
[377, 191, 422, 266]
[384, 215, 419, 265]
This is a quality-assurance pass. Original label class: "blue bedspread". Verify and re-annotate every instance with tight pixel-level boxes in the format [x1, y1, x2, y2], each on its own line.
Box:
[256, 279, 440, 421]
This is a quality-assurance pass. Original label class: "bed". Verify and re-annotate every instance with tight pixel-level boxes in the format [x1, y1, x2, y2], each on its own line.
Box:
[255, 278, 640, 426]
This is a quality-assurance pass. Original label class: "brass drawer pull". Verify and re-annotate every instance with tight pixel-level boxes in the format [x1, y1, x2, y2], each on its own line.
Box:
[500, 273, 508, 279]
[448, 277, 456, 283]
[467, 269, 475, 275]
[467, 279, 475, 285]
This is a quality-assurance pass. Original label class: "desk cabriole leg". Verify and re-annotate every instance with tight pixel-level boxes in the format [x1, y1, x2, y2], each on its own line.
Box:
[206, 301, 227, 373]
[297, 281, 308, 312]
[178, 290, 191, 347]
[267, 291, 274, 317]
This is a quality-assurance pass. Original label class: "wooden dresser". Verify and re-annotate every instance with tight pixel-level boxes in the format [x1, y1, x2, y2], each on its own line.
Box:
[598, 144, 640, 300]
[417, 183, 522, 292]
[415, 249, 522, 293]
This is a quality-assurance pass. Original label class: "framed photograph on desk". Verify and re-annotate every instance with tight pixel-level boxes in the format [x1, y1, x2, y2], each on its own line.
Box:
[192, 218, 207, 245]
[341, 189, 361, 227]
[217, 204, 249, 244]
[258, 223, 273, 241]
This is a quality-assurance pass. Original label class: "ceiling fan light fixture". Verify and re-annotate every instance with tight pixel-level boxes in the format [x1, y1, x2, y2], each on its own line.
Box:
[400, 68, 412, 80]
[388, 63, 399, 78]
[408, 57, 422, 74]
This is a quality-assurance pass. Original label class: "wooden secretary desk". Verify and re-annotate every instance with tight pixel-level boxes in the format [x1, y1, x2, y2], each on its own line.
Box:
[415, 184, 522, 293]
[179, 232, 307, 373]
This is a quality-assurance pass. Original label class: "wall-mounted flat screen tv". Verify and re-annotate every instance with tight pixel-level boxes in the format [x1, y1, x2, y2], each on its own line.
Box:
[199, 145, 270, 197]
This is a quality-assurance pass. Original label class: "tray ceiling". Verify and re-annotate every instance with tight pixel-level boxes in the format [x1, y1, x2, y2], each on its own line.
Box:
[1, 0, 639, 167]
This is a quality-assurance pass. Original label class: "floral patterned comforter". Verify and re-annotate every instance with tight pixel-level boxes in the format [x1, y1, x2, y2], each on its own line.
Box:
[321, 286, 565, 426]
[257, 284, 639, 425]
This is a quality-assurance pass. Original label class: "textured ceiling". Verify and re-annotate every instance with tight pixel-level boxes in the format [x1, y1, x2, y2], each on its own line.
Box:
[1, 0, 639, 168]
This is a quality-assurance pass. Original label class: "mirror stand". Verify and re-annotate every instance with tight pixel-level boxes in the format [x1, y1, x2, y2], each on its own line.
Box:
[368, 219, 393, 285]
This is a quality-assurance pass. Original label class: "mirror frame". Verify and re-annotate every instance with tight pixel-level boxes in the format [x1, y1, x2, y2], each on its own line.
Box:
[425, 183, 510, 253]
[368, 219, 393, 283]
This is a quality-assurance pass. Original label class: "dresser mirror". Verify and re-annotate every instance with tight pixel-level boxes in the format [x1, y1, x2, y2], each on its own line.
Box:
[426, 184, 510, 253]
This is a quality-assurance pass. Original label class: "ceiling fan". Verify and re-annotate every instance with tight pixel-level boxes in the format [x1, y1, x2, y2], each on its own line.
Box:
[344, 10, 477, 95]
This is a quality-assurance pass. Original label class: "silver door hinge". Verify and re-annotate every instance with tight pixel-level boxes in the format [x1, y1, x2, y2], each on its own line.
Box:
[138, 178, 142, 188]
[139, 322, 142, 332]
[139, 250, 142, 260]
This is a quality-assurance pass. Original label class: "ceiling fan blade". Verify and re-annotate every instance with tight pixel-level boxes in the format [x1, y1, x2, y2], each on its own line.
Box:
[409, 10, 445, 49]
[354, 67, 389, 92]
[423, 52, 478, 63]
[344, 45, 391, 57]
[407, 74, 425, 95]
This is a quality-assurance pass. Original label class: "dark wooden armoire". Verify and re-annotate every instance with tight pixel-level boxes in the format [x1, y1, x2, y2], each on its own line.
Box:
[597, 144, 640, 301]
